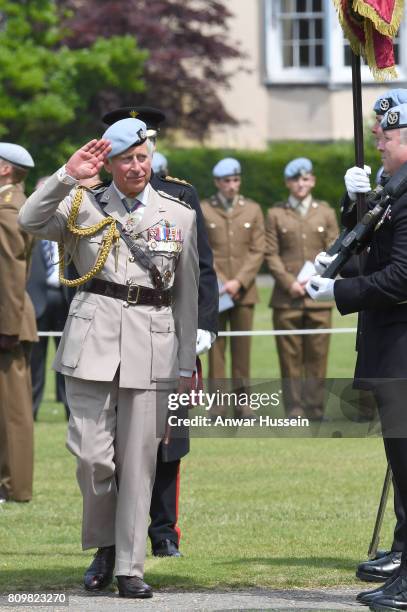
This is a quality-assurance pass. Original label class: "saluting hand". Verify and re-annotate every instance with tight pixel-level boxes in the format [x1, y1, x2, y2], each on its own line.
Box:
[65, 139, 112, 180]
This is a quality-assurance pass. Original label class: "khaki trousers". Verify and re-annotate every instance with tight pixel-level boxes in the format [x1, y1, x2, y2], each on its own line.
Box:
[209, 305, 254, 380]
[273, 308, 332, 417]
[65, 374, 167, 578]
[0, 342, 33, 501]
[208, 305, 254, 417]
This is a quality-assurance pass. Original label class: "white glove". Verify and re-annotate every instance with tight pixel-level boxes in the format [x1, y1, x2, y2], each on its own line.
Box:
[344, 165, 371, 201]
[305, 275, 335, 302]
[314, 251, 338, 275]
[196, 329, 212, 355]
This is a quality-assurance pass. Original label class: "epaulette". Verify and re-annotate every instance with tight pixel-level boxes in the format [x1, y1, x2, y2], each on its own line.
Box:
[157, 189, 192, 209]
[163, 175, 192, 187]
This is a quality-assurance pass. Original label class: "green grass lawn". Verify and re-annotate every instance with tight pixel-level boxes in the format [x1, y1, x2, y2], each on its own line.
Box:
[0, 288, 392, 592]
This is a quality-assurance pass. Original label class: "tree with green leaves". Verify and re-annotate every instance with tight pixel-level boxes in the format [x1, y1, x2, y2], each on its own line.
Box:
[0, 0, 147, 180]
[59, 0, 243, 140]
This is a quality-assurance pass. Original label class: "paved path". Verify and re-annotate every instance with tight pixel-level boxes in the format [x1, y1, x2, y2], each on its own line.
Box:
[0, 587, 368, 611]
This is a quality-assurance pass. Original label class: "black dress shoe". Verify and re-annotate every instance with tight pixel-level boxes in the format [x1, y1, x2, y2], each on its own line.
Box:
[357, 573, 400, 605]
[369, 575, 407, 610]
[357, 551, 402, 582]
[152, 539, 182, 557]
[84, 545, 115, 591]
[116, 575, 153, 598]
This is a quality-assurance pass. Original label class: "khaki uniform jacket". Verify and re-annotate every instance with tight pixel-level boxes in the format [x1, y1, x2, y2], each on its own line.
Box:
[19, 173, 199, 389]
[265, 199, 339, 309]
[0, 184, 37, 342]
[201, 194, 265, 305]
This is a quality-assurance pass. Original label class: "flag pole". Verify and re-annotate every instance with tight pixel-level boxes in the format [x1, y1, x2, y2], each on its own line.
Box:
[351, 50, 367, 222]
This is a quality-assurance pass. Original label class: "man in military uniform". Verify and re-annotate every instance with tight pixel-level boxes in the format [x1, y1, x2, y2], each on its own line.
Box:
[308, 103, 407, 611]
[102, 106, 218, 557]
[0, 143, 37, 503]
[19, 118, 199, 599]
[201, 157, 265, 417]
[266, 158, 338, 420]
[325, 89, 407, 584]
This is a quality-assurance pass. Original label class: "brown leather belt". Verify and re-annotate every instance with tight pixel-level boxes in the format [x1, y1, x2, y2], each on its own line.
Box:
[81, 278, 173, 307]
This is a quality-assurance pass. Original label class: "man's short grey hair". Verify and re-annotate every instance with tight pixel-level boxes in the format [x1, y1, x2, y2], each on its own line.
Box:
[399, 128, 407, 145]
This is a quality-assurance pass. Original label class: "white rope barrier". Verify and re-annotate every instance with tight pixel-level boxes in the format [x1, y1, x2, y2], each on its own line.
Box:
[39, 328, 357, 338]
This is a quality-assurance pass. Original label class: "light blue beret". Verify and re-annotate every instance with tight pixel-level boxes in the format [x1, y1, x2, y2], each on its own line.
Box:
[213, 157, 241, 178]
[0, 143, 34, 168]
[373, 89, 407, 115]
[102, 117, 147, 158]
[381, 103, 407, 131]
[284, 157, 313, 179]
[152, 152, 168, 174]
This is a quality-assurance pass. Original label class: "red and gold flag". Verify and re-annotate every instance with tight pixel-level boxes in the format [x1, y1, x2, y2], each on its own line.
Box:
[334, 0, 404, 79]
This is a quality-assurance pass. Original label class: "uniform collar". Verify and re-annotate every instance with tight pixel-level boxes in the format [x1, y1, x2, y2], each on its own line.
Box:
[0, 184, 13, 195]
[217, 192, 239, 211]
[112, 181, 150, 207]
[288, 194, 312, 214]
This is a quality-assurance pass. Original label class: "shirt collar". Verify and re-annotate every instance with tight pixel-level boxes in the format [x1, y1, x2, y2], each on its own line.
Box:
[288, 194, 312, 213]
[217, 192, 238, 211]
[112, 181, 150, 207]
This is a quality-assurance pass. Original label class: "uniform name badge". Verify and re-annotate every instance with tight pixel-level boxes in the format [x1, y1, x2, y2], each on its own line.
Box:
[147, 222, 183, 253]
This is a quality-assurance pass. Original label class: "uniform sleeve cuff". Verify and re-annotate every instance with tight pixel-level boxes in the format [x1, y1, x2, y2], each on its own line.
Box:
[57, 165, 79, 186]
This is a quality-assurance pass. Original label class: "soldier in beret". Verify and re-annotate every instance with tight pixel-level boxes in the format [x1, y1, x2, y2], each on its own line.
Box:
[319, 89, 407, 585]
[102, 106, 218, 558]
[0, 143, 37, 503]
[266, 158, 338, 420]
[19, 118, 199, 599]
[308, 103, 407, 610]
[201, 157, 265, 417]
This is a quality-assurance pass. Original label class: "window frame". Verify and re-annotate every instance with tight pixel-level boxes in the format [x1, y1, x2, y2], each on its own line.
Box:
[264, 0, 407, 85]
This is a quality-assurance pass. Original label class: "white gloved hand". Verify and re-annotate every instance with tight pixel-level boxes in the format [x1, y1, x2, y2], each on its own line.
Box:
[305, 275, 335, 302]
[196, 329, 212, 355]
[314, 251, 338, 275]
[344, 165, 372, 201]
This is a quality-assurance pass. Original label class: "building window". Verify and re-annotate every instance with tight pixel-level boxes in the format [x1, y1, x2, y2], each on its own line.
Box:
[265, 0, 328, 83]
[264, 0, 407, 84]
[280, 0, 324, 68]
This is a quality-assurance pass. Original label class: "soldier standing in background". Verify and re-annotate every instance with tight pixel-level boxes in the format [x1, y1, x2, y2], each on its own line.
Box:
[265, 158, 338, 420]
[0, 143, 37, 502]
[201, 157, 265, 418]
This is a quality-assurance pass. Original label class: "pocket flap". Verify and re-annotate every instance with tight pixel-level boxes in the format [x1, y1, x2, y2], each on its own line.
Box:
[69, 301, 97, 320]
[151, 315, 175, 333]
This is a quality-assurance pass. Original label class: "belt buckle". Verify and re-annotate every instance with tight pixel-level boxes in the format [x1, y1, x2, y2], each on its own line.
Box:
[127, 283, 140, 305]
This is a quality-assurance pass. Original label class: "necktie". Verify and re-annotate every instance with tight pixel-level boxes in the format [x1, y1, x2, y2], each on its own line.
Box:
[123, 198, 142, 213]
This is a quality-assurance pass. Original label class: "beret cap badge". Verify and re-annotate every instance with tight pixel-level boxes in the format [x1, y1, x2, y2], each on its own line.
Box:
[387, 111, 399, 126]
[380, 98, 390, 112]
[130, 110, 139, 118]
